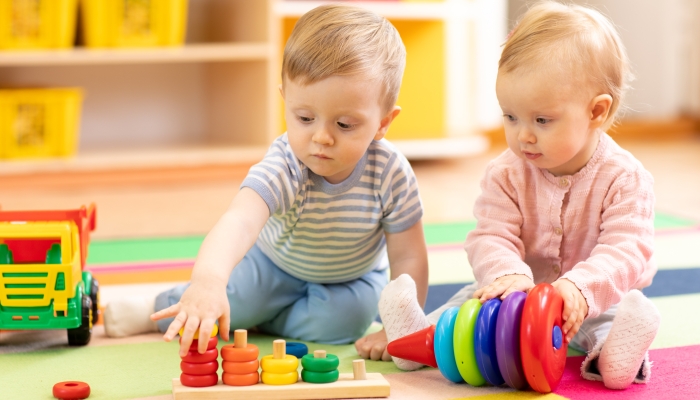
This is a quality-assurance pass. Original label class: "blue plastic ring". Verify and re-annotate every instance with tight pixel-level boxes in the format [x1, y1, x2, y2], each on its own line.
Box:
[434, 307, 463, 383]
[286, 342, 309, 358]
[475, 298, 505, 386]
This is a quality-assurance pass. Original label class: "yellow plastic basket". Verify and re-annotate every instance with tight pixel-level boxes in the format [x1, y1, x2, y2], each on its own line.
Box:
[0, 88, 83, 159]
[81, 0, 187, 48]
[0, 0, 78, 49]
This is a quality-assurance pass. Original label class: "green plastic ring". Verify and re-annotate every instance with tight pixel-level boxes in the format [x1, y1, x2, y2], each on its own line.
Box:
[300, 354, 340, 373]
[454, 298, 486, 386]
[301, 369, 339, 384]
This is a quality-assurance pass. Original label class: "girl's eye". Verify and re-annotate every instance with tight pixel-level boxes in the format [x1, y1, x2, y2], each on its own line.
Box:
[337, 121, 354, 129]
[536, 117, 550, 124]
[503, 114, 516, 122]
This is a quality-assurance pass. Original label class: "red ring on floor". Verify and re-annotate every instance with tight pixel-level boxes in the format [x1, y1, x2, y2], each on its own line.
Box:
[53, 381, 91, 399]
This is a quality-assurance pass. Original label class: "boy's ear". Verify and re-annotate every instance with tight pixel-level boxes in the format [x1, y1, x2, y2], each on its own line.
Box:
[375, 106, 401, 140]
[590, 94, 612, 127]
[279, 84, 285, 99]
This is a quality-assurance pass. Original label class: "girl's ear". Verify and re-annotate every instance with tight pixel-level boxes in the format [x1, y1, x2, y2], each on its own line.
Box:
[590, 94, 613, 127]
[375, 106, 401, 140]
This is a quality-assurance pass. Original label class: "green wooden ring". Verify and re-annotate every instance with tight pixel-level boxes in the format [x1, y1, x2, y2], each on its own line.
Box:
[454, 298, 486, 386]
[301, 369, 339, 384]
[300, 354, 339, 373]
[260, 355, 299, 374]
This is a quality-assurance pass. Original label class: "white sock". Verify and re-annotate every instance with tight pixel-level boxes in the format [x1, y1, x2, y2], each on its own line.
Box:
[379, 274, 430, 371]
[598, 290, 660, 389]
[104, 295, 159, 338]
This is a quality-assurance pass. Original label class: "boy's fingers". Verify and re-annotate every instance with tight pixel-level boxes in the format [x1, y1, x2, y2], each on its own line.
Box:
[179, 317, 201, 357]
[219, 314, 231, 342]
[151, 304, 179, 321]
[198, 319, 216, 354]
[163, 311, 187, 341]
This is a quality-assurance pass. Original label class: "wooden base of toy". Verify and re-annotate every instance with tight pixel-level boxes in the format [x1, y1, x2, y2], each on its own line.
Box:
[172, 373, 390, 399]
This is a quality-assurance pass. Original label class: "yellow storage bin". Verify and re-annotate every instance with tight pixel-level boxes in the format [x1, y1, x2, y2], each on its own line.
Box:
[0, 88, 83, 159]
[81, 0, 187, 48]
[0, 0, 78, 49]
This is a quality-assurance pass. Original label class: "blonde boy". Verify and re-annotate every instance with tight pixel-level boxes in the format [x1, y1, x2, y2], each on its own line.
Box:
[104, 4, 429, 359]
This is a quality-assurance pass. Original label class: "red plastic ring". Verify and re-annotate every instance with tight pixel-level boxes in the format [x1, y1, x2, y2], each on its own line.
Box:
[181, 336, 219, 351]
[221, 343, 259, 362]
[52, 381, 91, 399]
[180, 373, 219, 387]
[180, 360, 219, 375]
[182, 348, 218, 363]
[222, 359, 259, 374]
[222, 372, 260, 386]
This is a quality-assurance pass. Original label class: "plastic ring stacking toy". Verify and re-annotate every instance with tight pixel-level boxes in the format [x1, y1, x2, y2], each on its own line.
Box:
[434, 307, 463, 383]
[300, 353, 340, 372]
[302, 369, 340, 384]
[223, 372, 260, 386]
[261, 354, 299, 373]
[454, 299, 485, 386]
[183, 336, 218, 351]
[221, 343, 259, 361]
[261, 371, 299, 385]
[520, 283, 567, 393]
[53, 381, 90, 399]
[286, 342, 309, 358]
[223, 359, 259, 374]
[182, 348, 218, 363]
[475, 298, 505, 386]
[180, 360, 219, 375]
[495, 291, 527, 389]
[179, 373, 219, 388]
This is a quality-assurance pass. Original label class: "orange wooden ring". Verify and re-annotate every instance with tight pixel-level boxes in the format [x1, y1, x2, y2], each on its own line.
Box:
[222, 372, 259, 386]
[181, 360, 219, 375]
[180, 373, 218, 387]
[222, 359, 259, 374]
[52, 381, 90, 399]
[181, 348, 218, 363]
[181, 336, 218, 351]
[221, 343, 259, 362]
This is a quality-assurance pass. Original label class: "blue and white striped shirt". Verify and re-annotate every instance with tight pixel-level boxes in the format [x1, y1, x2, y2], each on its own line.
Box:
[241, 134, 423, 283]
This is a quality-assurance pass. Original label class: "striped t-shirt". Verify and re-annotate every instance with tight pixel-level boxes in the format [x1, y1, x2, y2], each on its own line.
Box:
[241, 134, 423, 283]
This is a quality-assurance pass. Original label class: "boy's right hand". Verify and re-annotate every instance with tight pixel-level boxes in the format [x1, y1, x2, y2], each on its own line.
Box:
[150, 277, 231, 357]
[473, 274, 534, 303]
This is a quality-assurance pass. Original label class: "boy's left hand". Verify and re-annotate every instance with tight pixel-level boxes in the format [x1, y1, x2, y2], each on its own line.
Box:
[552, 278, 588, 343]
[355, 328, 392, 361]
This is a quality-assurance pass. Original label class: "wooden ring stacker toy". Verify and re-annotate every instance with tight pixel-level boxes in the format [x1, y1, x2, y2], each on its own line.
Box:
[53, 381, 90, 400]
[386, 283, 568, 394]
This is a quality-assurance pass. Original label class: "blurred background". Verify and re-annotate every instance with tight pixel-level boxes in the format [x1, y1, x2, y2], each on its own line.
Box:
[1, 0, 699, 238]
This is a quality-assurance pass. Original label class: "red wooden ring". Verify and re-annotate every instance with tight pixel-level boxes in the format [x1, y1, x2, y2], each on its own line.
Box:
[222, 372, 260, 386]
[222, 359, 259, 374]
[182, 348, 218, 363]
[53, 381, 91, 399]
[221, 343, 259, 362]
[180, 360, 219, 375]
[180, 373, 219, 388]
[520, 283, 568, 393]
[181, 336, 218, 351]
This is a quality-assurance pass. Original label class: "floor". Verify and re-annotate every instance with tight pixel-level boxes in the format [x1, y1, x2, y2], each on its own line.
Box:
[2, 135, 700, 239]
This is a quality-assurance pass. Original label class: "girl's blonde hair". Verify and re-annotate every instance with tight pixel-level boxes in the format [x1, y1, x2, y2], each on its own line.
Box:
[282, 4, 406, 112]
[500, 1, 632, 130]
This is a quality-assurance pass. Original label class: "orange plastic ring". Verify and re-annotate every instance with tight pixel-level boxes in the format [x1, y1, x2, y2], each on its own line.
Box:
[221, 343, 259, 362]
[181, 348, 218, 363]
[180, 373, 219, 388]
[222, 359, 259, 374]
[222, 372, 259, 386]
[181, 336, 218, 351]
[181, 360, 219, 375]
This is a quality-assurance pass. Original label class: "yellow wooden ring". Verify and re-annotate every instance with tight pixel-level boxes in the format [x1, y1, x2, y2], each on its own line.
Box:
[179, 324, 218, 340]
[260, 354, 299, 374]
[261, 371, 298, 385]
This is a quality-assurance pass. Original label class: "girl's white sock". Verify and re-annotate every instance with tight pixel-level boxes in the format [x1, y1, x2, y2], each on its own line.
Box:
[104, 296, 159, 338]
[598, 290, 660, 389]
[378, 274, 430, 371]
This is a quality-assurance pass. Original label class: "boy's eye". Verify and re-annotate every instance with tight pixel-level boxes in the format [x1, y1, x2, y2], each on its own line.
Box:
[299, 116, 314, 123]
[536, 117, 550, 124]
[337, 121, 355, 129]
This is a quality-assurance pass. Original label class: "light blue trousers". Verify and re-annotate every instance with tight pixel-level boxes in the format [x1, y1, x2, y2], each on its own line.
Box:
[155, 244, 388, 344]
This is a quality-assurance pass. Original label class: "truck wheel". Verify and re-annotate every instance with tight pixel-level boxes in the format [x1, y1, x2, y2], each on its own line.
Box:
[90, 279, 100, 325]
[68, 295, 93, 346]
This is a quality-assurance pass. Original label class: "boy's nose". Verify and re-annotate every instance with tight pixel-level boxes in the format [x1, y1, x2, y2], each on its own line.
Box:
[312, 127, 334, 145]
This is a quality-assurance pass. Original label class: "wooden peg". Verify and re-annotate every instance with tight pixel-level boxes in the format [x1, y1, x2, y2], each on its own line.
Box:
[314, 349, 327, 358]
[273, 339, 286, 359]
[353, 359, 367, 380]
[233, 329, 247, 348]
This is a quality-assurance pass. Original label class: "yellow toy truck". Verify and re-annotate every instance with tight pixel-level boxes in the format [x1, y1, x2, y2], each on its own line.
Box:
[0, 204, 98, 346]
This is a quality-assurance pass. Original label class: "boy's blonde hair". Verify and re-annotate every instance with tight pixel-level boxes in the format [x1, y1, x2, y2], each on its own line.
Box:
[282, 5, 406, 112]
[500, 1, 631, 130]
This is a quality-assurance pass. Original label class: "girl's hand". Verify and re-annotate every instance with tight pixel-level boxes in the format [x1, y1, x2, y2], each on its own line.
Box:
[150, 278, 231, 357]
[473, 274, 534, 303]
[552, 278, 588, 342]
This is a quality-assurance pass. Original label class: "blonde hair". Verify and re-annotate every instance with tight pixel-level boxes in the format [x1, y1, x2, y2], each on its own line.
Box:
[500, 1, 631, 130]
[282, 4, 406, 112]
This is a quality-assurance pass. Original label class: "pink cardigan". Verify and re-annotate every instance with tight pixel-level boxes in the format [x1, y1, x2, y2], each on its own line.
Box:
[465, 133, 656, 318]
